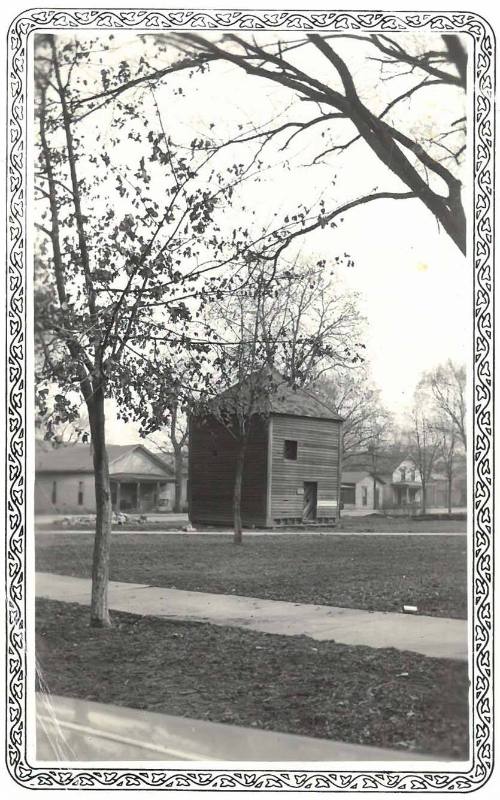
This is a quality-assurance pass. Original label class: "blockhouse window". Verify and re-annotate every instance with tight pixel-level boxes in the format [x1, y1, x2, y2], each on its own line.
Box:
[362, 486, 368, 506]
[78, 481, 84, 506]
[284, 440, 298, 461]
[51, 481, 57, 505]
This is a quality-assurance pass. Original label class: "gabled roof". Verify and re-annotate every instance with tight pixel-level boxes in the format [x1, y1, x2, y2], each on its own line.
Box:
[342, 470, 388, 485]
[35, 443, 172, 475]
[269, 383, 342, 421]
[205, 372, 342, 422]
[342, 470, 368, 484]
[393, 457, 418, 471]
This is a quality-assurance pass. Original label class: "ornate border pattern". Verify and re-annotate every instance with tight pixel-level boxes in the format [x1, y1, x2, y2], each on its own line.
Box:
[6, 8, 494, 792]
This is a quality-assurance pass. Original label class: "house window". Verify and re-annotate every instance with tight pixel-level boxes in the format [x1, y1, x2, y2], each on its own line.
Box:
[284, 440, 298, 461]
[341, 484, 355, 505]
[51, 480, 57, 505]
[362, 486, 368, 506]
[78, 481, 84, 506]
[399, 467, 406, 481]
[410, 469, 416, 482]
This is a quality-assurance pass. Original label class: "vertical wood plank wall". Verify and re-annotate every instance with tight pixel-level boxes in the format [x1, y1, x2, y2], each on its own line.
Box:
[189, 415, 269, 526]
[270, 414, 341, 522]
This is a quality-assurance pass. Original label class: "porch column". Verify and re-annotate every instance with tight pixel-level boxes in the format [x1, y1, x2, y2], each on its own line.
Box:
[116, 481, 121, 513]
[156, 481, 160, 510]
[137, 482, 141, 512]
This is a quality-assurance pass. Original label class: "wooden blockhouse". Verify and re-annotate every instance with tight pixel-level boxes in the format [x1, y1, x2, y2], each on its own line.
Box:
[188, 383, 343, 527]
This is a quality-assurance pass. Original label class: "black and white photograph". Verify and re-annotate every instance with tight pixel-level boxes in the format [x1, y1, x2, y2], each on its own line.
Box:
[2, 2, 495, 794]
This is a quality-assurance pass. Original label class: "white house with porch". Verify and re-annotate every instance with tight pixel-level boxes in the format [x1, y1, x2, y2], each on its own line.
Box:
[341, 458, 465, 516]
[388, 458, 423, 511]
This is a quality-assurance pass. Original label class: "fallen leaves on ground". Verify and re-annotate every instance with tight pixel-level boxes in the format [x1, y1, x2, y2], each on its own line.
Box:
[36, 599, 469, 759]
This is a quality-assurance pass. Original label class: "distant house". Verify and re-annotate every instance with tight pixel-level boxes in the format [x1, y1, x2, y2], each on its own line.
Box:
[388, 458, 423, 511]
[35, 443, 177, 514]
[188, 382, 343, 527]
[387, 458, 466, 512]
[341, 456, 466, 515]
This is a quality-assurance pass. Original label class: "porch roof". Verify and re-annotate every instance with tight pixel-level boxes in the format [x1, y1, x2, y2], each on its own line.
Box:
[110, 473, 172, 483]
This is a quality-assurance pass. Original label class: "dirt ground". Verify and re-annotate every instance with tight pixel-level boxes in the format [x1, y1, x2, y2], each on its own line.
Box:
[36, 598, 469, 759]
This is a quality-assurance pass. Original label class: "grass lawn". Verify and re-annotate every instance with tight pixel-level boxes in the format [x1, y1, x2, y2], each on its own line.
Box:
[36, 599, 468, 759]
[338, 516, 466, 533]
[36, 533, 467, 618]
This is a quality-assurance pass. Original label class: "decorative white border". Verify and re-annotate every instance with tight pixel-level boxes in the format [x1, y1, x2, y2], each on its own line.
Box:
[5, 7, 494, 791]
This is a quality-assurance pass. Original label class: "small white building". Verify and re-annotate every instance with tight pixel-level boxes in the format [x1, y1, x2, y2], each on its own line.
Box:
[341, 471, 388, 515]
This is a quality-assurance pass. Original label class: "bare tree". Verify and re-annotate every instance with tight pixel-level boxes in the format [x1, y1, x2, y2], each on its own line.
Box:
[207, 283, 273, 544]
[408, 361, 467, 515]
[419, 360, 467, 448]
[315, 366, 392, 458]
[168, 32, 466, 254]
[147, 403, 188, 513]
[437, 421, 457, 515]
[165, 405, 188, 513]
[74, 32, 467, 257]
[202, 262, 362, 542]
[407, 407, 442, 515]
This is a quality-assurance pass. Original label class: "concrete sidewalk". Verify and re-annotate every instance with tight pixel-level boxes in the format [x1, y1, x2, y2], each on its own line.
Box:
[37, 694, 437, 762]
[36, 572, 467, 661]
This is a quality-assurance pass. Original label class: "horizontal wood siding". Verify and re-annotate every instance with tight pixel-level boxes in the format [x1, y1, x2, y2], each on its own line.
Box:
[189, 415, 268, 526]
[270, 414, 341, 521]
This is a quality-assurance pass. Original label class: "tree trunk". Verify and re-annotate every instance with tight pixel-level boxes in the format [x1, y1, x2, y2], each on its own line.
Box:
[87, 385, 112, 627]
[447, 473, 453, 516]
[443, 35, 467, 89]
[233, 437, 248, 545]
[173, 445, 184, 513]
[421, 480, 427, 516]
